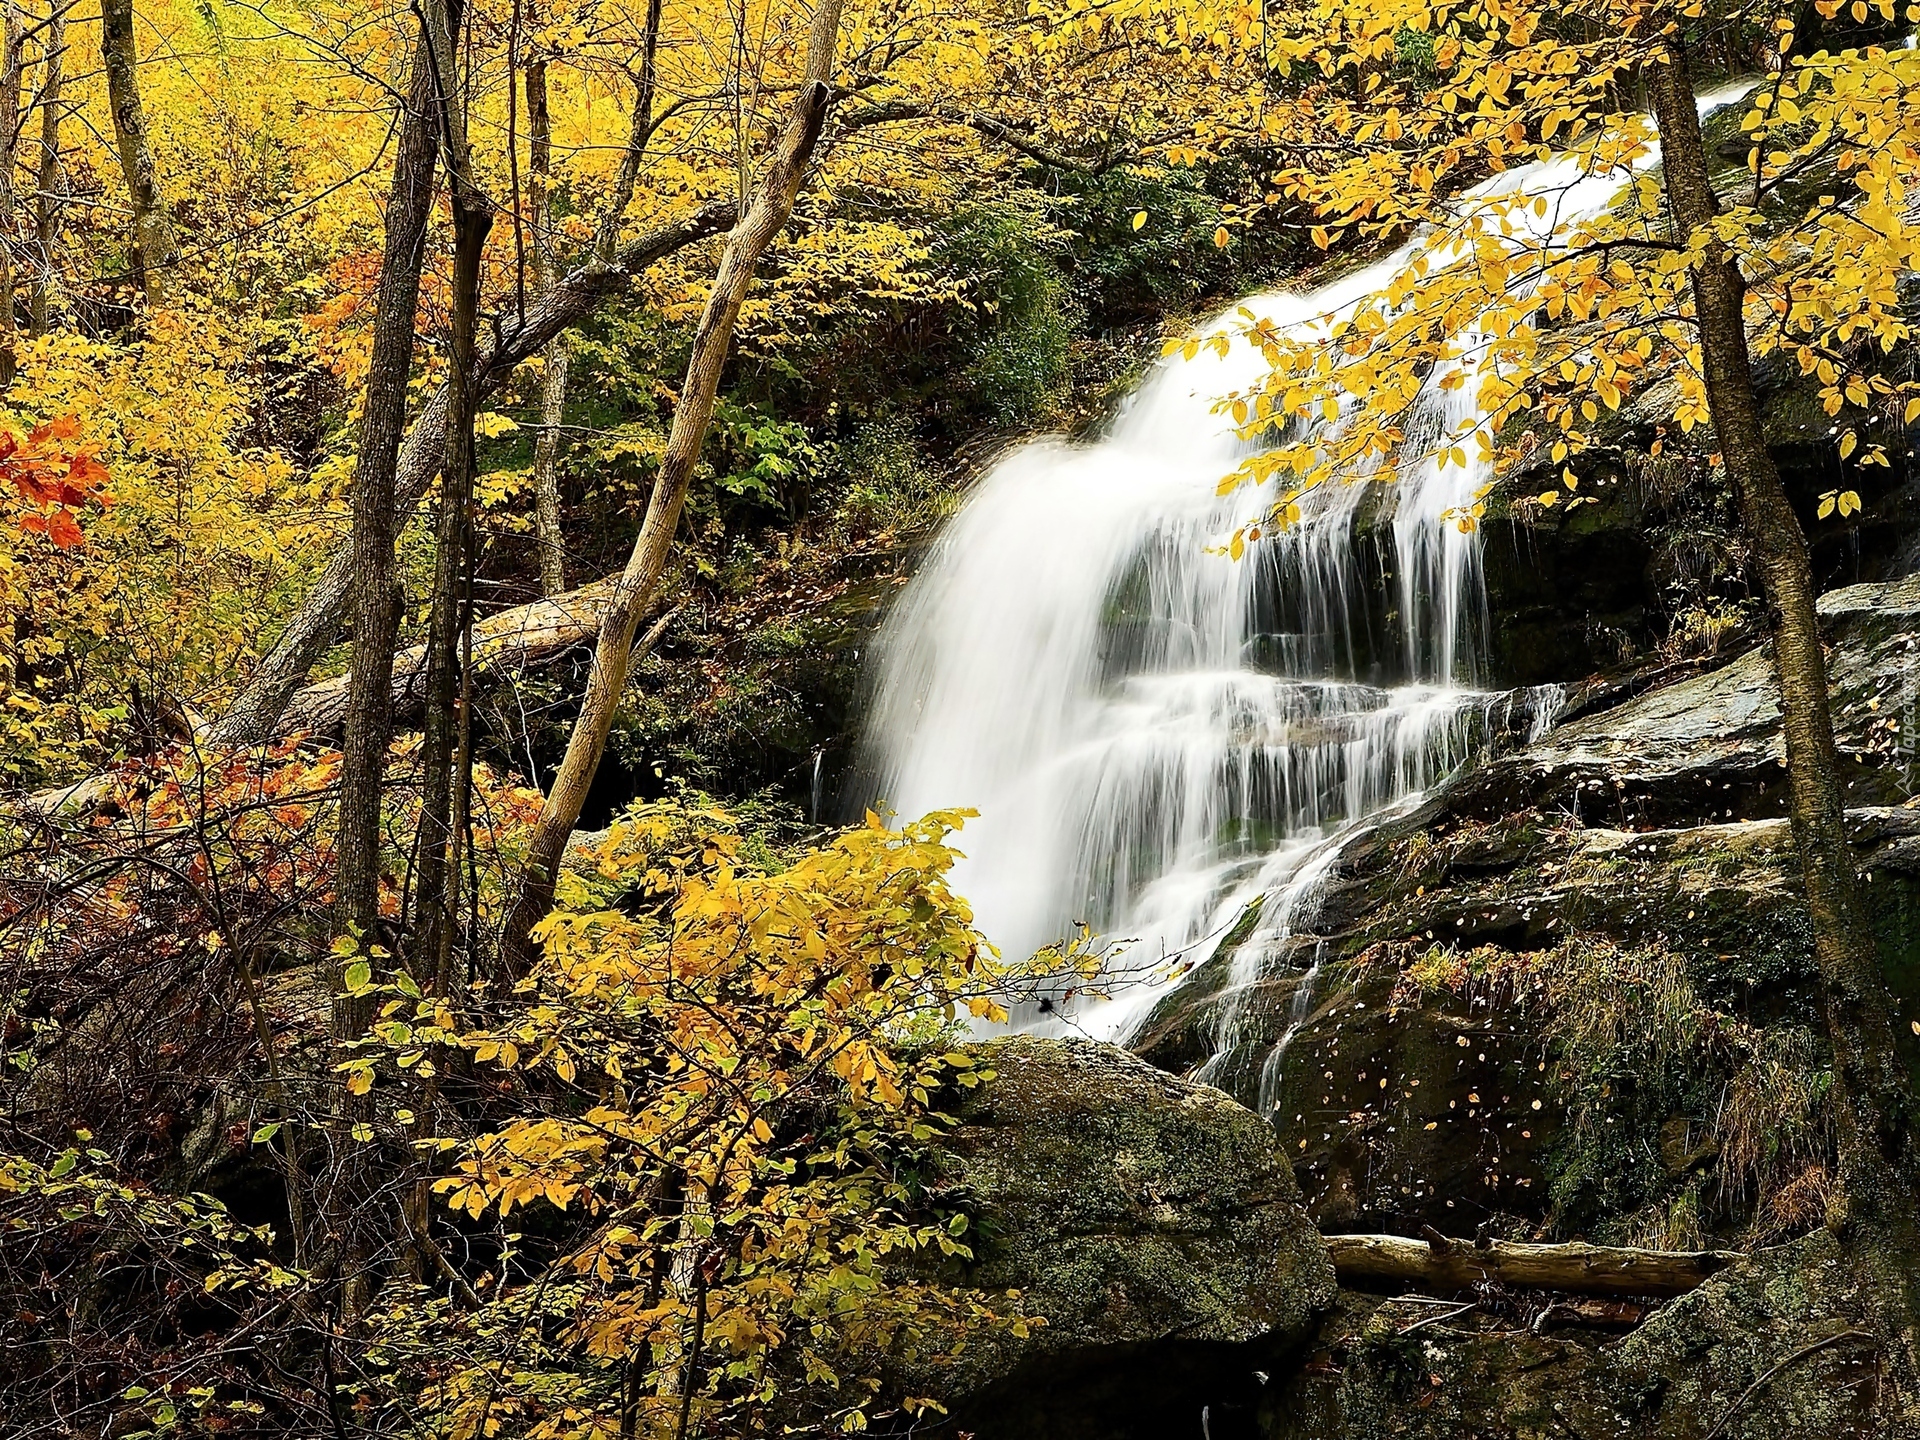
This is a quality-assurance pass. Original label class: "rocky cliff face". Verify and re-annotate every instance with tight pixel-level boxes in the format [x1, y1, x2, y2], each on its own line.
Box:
[1136, 574, 1920, 1249]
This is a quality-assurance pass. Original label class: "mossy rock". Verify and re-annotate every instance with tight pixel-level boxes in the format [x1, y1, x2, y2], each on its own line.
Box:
[914, 1035, 1337, 1440]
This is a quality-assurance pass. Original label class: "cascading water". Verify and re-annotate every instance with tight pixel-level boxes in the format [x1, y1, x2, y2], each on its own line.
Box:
[856, 84, 1757, 1095]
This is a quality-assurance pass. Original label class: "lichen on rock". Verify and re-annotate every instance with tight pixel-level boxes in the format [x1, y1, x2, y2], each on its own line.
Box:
[907, 1035, 1336, 1439]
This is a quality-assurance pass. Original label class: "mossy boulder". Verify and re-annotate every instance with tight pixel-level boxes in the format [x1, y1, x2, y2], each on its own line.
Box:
[1266, 1232, 1917, 1439]
[921, 1035, 1337, 1440]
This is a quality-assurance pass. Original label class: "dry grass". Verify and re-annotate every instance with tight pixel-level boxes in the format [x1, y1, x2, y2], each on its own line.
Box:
[1714, 1025, 1835, 1239]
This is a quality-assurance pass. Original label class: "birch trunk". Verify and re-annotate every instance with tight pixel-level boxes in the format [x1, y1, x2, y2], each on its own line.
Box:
[501, 0, 844, 969]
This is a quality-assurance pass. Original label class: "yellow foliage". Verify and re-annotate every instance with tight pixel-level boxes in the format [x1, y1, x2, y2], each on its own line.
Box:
[1202, 0, 1920, 536]
[359, 804, 1033, 1439]
[0, 312, 318, 781]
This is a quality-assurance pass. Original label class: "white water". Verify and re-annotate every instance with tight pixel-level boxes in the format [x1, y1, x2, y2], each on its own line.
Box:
[857, 85, 1756, 1087]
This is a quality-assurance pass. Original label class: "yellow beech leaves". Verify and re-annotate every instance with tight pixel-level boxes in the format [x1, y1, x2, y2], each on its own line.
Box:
[1197, 0, 1920, 545]
[348, 803, 1036, 1439]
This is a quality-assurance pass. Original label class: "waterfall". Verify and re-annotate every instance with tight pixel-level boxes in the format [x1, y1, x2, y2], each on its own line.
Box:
[855, 84, 1757, 1086]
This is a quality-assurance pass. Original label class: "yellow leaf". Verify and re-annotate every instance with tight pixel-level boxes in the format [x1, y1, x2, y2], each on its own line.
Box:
[1131, 211, 1148, 231]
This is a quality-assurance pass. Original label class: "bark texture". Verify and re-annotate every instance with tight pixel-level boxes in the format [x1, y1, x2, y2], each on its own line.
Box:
[501, 0, 844, 968]
[1324, 1232, 1738, 1299]
[0, 2, 23, 387]
[28, 3, 61, 334]
[525, 56, 567, 595]
[204, 200, 734, 749]
[332, 45, 439, 972]
[279, 575, 625, 733]
[1648, 37, 1919, 1354]
[1650, 44, 1911, 1198]
[413, 0, 493, 987]
[99, 0, 176, 305]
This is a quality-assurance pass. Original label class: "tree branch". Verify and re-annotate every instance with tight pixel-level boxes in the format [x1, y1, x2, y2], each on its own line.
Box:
[837, 97, 1134, 174]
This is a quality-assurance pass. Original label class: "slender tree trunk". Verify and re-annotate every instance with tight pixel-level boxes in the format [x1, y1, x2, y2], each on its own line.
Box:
[526, 57, 569, 595]
[0, 1, 23, 388]
[99, 0, 176, 306]
[203, 200, 733, 749]
[332, 43, 439, 1000]
[524, 0, 659, 597]
[413, 0, 492, 985]
[28, 3, 62, 334]
[501, 0, 843, 969]
[1649, 38, 1919, 1337]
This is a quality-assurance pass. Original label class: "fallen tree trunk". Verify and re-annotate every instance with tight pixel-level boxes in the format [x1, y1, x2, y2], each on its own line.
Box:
[277, 577, 631, 736]
[1325, 1232, 1742, 1299]
[15, 577, 660, 818]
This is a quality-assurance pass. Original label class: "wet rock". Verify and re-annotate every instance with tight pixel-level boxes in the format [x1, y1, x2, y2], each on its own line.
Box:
[1264, 1233, 1916, 1439]
[1132, 574, 1920, 1242]
[1448, 573, 1920, 830]
[917, 1035, 1337, 1440]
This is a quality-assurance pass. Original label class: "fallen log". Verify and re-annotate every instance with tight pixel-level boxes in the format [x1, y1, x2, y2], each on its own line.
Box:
[205, 200, 735, 749]
[1325, 1232, 1742, 1299]
[275, 577, 622, 736]
[14, 583, 672, 818]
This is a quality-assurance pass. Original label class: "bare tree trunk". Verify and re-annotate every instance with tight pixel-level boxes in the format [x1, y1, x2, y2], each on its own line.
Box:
[28, 2, 62, 334]
[0, 1, 23, 388]
[526, 56, 568, 595]
[412, 0, 492, 988]
[501, 0, 843, 970]
[333, 44, 439, 999]
[1649, 39, 1920, 1342]
[204, 200, 733, 749]
[99, 0, 176, 306]
[525, 0, 660, 597]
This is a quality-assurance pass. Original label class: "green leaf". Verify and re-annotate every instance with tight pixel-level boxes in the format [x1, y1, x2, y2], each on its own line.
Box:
[344, 959, 372, 993]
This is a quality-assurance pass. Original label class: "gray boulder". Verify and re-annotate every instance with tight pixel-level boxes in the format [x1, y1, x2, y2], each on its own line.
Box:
[919, 1035, 1336, 1440]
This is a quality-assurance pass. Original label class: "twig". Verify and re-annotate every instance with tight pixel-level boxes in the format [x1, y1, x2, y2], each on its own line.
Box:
[1400, 1301, 1477, 1335]
[1702, 1329, 1875, 1440]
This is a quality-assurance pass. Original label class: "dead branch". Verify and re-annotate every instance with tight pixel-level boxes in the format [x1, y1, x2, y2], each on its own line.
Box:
[1325, 1232, 1742, 1299]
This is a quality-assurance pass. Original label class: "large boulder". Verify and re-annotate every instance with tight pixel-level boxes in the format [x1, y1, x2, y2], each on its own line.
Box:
[920, 1035, 1337, 1440]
